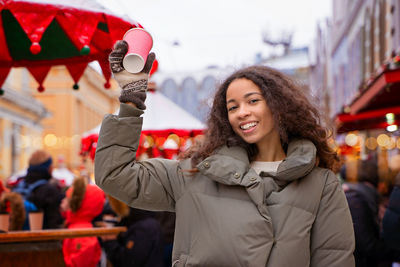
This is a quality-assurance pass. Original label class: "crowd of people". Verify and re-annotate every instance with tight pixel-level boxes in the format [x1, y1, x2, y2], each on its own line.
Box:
[2, 148, 400, 266]
[1, 40, 400, 266]
[341, 159, 400, 267]
[0, 149, 174, 267]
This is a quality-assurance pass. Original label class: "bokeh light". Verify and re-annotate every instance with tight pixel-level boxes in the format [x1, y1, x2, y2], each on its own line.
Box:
[44, 134, 57, 147]
[386, 124, 398, 132]
[377, 134, 390, 147]
[345, 133, 359, 147]
[386, 137, 397, 150]
[365, 137, 377, 150]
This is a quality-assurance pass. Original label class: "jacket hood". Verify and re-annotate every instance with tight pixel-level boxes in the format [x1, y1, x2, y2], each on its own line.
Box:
[65, 184, 105, 225]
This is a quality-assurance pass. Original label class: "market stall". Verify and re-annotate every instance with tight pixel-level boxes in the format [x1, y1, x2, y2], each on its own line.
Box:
[81, 89, 205, 161]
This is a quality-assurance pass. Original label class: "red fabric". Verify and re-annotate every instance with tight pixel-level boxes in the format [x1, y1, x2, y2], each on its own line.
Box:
[105, 14, 133, 43]
[63, 235, 101, 267]
[163, 148, 179, 159]
[90, 19, 112, 53]
[81, 129, 204, 160]
[63, 184, 105, 267]
[27, 65, 51, 89]
[0, 6, 12, 62]
[66, 62, 88, 83]
[97, 56, 112, 86]
[0, 180, 9, 196]
[150, 58, 158, 76]
[64, 184, 105, 226]
[56, 10, 100, 51]
[80, 134, 98, 158]
[8, 1, 57, 44]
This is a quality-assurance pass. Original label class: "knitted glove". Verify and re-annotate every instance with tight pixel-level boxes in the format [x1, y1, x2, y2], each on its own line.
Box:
[109, 40, 156, 110]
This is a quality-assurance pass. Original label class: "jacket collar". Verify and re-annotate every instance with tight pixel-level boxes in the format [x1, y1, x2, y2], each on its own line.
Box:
[196, 139, 316, 221]
[197, 139, 316, 185]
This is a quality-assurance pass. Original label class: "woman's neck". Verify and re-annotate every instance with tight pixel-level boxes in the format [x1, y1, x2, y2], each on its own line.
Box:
[254, 141, 286, 162]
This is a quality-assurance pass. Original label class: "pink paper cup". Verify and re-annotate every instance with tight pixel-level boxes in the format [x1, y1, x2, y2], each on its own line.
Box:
[122, 28, 153, 73]
[29, 211, 44, 231]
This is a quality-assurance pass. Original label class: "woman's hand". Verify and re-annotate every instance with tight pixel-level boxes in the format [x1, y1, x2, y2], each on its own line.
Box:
[109, 40, 155, 110]
[60, 197, 70, 213]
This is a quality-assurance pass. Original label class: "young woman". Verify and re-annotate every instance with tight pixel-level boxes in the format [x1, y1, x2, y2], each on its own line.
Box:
[95, 40, 355, 266]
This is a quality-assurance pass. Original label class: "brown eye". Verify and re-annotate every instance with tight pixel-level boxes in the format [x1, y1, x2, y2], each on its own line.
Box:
[249, 99, 260, 104]
[228, 106, 237, 112]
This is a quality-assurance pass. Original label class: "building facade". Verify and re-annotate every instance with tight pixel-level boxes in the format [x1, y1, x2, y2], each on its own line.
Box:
[310, 0, 400, 182]
[0, 68, 49, 178]
[153, 67, 235, 123]
[1, 65, 119, 179]
[154, 46, 312, 125]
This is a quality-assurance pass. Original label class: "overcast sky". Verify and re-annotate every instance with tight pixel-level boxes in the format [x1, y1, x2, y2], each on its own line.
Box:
[98, 0, 332, 73]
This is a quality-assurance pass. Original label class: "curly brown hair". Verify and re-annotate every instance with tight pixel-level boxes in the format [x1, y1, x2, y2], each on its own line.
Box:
[182, 65, 338, 170]
[70, 177, 87, 213]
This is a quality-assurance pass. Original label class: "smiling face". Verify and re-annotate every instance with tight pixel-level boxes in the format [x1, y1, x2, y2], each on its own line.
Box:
[226, 78, 281, 149]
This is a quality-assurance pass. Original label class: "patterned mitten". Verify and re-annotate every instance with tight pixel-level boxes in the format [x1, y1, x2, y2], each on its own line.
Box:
[109, 40, 156, 110]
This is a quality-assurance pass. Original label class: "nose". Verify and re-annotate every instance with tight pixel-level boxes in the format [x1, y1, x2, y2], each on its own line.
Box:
[237, 105, 250, 118]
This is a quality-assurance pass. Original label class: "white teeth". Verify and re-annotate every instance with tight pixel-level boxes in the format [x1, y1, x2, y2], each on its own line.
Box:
[240, 122, 257, 130]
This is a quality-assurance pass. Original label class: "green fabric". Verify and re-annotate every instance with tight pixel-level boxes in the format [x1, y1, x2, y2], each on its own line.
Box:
[1, 9, 109, 61]
[2, 10, 80, 60]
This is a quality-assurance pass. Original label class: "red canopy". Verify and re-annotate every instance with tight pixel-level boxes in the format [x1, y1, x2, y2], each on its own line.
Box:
[81, 90, 205, 160]
[335, 68, 400, 133]
[0, 0, 156, 92]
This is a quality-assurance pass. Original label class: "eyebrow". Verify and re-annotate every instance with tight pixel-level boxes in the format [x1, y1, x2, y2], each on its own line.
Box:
[226, 92, 263, 104]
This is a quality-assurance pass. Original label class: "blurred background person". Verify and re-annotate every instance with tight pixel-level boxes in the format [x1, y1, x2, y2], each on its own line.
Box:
[344, 159, 400, 267]
[100, 195, 164, 267]
[155, 211, 175, 267]
[0, 180, 25, 231]
[61, 176, 106, 267]
[12, 149, 64, 229]
[52, 154, 75, 189]
[382, 154, 400, 267]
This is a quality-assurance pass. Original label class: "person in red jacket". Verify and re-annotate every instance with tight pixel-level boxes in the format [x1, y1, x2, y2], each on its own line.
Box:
[61, 177, 105, 267]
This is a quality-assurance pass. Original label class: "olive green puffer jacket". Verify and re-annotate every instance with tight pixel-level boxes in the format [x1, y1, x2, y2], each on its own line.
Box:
[95, 103, 355, 267]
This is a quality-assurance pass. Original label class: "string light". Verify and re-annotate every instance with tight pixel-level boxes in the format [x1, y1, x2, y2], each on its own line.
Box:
[387, 124, 398, 132]
[386, 113, 395, 124]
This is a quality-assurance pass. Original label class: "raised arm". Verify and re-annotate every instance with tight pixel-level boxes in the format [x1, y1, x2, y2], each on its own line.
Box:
[95, 40, 184, 211]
